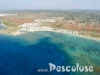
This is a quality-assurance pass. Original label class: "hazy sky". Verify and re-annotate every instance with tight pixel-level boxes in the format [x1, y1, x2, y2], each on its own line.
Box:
[0, 0, 100, 10]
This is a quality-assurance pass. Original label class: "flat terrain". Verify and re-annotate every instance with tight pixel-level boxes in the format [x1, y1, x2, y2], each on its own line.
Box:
[0, 10, 100, 38]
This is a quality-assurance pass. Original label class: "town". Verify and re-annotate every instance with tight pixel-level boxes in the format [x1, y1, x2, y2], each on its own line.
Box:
[14, 18, 78, 35]
[0, 10, 100, 39]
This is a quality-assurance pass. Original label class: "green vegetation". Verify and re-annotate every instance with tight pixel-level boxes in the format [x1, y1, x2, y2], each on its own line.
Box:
[3, 20, 19, 27]
[1, 10, 100, 38]
[79, 31, 100, 38]
[89, 34, 100, 38]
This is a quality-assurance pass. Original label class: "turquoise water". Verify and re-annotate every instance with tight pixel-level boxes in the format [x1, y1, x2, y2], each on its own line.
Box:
[0, 31, 100, 75]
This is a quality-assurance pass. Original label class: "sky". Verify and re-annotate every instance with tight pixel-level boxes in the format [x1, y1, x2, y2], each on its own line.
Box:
[0, 0, 100, 10]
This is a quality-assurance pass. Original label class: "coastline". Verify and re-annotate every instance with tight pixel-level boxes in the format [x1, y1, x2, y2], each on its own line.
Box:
[0, 20, 7, 27]
[0, 22, 100, 42]
[13, 27, 100, 42]
[0, 28, 100, 42]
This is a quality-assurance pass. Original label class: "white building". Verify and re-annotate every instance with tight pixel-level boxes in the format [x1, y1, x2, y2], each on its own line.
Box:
[34, 19, 56, 23]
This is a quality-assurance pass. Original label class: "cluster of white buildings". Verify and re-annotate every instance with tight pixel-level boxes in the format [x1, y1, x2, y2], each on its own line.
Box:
[0, 13, 17, 16]
[14, 25, 53, 36]
[18, 23, 41, 28]
[14, 22, 53, 35]
[14, 18, 78, 36]
[19, 26, 53, 32]
[34, 19, 56, 23]
[56, 29, 78, 34]
[14, 22, 78, 35]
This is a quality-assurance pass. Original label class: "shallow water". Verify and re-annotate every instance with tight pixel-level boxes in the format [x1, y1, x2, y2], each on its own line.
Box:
[0, 26, 6, 30]
[0, 31, 100, 75]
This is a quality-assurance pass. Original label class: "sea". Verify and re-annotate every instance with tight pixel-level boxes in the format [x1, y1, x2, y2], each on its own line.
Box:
[0, 26, 6, 30]
[0, 31, 100, 75]
[0, 20, 6, 30]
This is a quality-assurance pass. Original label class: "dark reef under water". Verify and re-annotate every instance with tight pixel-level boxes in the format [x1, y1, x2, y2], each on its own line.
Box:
[0, 31, 100, 75]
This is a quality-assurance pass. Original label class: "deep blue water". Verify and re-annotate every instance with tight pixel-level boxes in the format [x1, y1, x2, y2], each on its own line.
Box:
[0, 31, 100, 75]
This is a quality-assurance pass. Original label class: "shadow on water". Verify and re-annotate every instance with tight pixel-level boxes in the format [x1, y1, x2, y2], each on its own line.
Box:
[1, 31, 100, 75]
[0, 35, 71, 75]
